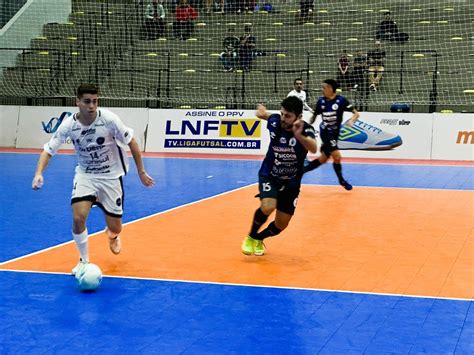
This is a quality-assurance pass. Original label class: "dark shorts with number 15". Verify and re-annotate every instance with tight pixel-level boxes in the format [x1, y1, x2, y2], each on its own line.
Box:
[258, 174, 301, 215]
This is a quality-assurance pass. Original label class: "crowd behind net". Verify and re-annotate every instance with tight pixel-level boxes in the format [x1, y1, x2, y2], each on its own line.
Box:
[0, 0, 473, 111]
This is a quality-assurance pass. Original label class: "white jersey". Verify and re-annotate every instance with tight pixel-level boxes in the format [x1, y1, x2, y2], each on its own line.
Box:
[287, 89, 314, 113]
[44, 108, 133, 179]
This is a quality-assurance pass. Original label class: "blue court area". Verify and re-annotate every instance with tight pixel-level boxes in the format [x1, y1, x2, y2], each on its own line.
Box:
[0, 152, 473, 354]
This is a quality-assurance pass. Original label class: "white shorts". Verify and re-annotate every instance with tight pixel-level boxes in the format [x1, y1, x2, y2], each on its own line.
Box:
[71, 174, 124, 218]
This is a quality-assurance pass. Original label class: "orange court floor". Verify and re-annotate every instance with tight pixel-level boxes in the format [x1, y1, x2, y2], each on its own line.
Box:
[2, 184, 472, 300]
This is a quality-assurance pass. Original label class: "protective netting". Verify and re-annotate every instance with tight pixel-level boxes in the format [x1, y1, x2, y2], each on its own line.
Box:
[0, 0, 473, 110]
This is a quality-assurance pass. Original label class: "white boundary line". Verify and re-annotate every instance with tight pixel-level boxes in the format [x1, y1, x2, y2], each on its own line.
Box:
[0, 183, 256, 266]
[0, 150, 472, 167]
[0, 268, 471, 302]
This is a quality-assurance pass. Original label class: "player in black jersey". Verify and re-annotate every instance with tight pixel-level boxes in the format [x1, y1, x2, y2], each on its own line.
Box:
[304, 79, 360, 190]
[242, 96, 317, 256]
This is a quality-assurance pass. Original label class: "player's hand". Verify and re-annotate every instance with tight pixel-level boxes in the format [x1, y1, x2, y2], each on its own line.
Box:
[292, 119, 304, 135]
[32, 175, 44, 190]
[256, 103, 267, 117]
[139, 171, 155, 187]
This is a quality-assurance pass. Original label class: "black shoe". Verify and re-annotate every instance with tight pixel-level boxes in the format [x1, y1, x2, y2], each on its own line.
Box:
[339, 179, 353, 190]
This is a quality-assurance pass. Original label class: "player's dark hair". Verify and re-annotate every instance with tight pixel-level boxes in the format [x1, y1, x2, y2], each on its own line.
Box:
[323, 79, 338, 93]
[77, 84, 99, 98]
[294, 78, 303, 85]
[281, 96, 303, 116]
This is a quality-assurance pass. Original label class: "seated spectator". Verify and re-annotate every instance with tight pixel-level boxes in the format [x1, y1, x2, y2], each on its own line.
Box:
[144, 0, 166, 40]
[174, 0, 198, 40]
[206, 0, 224, 13]
[239, 25, 256, 71]
[299, 0, 314, 23]
[219, 28, 240, 72]
[350, 50, 367, 91]
[337, 50, 350, 90]
[236, 0, 256, 13]
[376, 12, 409, 43]
[367, 41, 386, 91]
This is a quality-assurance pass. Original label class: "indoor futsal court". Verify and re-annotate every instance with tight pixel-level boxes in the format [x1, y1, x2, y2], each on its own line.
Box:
[0, 151, 472, 354]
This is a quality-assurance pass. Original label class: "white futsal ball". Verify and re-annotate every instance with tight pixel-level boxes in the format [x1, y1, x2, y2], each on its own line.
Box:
[76, 263, 102, 291]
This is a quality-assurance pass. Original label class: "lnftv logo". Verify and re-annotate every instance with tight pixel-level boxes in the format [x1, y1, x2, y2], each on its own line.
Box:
[456, 131, 474, 144]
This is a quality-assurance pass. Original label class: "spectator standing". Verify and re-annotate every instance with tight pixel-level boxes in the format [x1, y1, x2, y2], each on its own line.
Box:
[337, 50, 350, 90]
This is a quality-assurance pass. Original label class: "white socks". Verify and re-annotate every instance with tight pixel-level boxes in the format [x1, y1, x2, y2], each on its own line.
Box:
[73, 229, 89, 262]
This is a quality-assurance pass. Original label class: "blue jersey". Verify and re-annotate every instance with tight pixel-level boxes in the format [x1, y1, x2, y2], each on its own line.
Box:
[314, 95, 354, 134]
[259, 114, 316, 181]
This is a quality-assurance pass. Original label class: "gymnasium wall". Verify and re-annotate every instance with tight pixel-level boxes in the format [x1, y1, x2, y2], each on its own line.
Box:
[1, 106, 472, 160]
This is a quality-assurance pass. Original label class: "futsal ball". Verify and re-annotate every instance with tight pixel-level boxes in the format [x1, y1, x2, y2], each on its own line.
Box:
[76, 263, 102, 291]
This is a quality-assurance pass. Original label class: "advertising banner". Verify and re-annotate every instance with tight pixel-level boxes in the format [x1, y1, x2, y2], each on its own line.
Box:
[15, 107, 149, 150]
[0, 105, 20, 147]
[146, 109, 270, 155]
[326, 112, 433, 160]
[432, 113, 473, 161]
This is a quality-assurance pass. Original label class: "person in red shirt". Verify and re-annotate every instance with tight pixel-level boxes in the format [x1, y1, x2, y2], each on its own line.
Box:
[174, 0, 198, 40]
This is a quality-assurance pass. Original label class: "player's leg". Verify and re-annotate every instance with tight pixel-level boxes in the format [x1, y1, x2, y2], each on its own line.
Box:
[105, 215, 122, 255]
[70, 174, 97, 274]
[304, 151, 328, 173]
[252, 182, 300, 255]
[71, 200, 94, 273]
[242, 175, 278, 255]
[331, 149, 353, 190]
[96, 177, 124, 254]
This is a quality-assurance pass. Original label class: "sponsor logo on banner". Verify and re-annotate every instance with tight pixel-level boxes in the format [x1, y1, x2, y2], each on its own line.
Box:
[163, 111, 262, 149]
[380, 119, 411, 126]
[42, 111, 71, 133]
[456, 131, 473, 144]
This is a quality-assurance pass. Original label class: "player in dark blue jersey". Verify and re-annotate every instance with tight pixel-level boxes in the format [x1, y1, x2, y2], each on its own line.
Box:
[242, 96, 317, 256]
[304, 79, 360, 190]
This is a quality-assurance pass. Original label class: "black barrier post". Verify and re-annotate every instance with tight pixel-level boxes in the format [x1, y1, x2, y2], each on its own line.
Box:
[429, 51, 439, 113]
[399, 50, 404, 94]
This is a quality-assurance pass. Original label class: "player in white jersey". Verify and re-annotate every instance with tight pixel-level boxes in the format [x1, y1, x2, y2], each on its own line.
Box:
[287, 78, 314, 114]
[32, 84, 154, 274]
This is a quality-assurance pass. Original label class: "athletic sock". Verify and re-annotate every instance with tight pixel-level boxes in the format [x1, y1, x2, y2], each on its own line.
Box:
[255, 221, 282, 240]
[73, 229, 89, 262]
[333, 163, 353, 190]
[249, 208, 269, 238]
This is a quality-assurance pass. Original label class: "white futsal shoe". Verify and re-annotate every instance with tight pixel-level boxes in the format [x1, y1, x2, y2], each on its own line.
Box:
[71, 259, 88, 276]
[109, 235, 122, 255]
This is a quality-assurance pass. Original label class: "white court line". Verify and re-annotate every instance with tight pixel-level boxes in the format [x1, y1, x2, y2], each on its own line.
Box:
[0, 268, 471, 302]
[0, 183, 256, 266]
[1, 150, 472, 167]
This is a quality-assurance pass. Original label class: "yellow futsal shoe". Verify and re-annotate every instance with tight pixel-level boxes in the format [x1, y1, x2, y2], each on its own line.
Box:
[241, 236, 256, 255]
[253, 239, 265, 256]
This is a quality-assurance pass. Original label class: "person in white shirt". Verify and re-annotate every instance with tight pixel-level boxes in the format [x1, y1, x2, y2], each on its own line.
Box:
[287, 78, 314, 114]
[144, 0, 166, 39]
[32, 84, 154, 274]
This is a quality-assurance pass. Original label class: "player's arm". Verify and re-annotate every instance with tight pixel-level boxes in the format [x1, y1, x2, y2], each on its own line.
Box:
[32, 151, 52, 189]
[345, 108, 360, 127]
[255, 103, 271, 120]
[292, 120, 317, 153]
[128, 138, 154, 187]
[304, 101, 314, 114]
